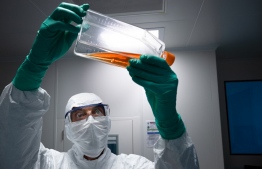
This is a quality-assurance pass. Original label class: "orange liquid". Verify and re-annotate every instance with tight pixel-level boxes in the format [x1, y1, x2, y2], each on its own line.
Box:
[88, 52, 140, 67]
[84, 51, 175, 68]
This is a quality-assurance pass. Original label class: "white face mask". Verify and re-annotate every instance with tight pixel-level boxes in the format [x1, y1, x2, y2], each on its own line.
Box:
[65, 116, 111, 158]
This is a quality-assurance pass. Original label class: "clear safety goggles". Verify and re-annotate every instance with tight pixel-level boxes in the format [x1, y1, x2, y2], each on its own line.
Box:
[65, 103, 110, 122]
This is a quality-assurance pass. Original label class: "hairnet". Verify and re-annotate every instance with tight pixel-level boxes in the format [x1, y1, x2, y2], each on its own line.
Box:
[65, 93, 109, 120]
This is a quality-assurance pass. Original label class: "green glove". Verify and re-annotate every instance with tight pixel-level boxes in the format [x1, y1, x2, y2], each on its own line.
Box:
[12, 3, 89, 91]
[127, 55, 185, 140]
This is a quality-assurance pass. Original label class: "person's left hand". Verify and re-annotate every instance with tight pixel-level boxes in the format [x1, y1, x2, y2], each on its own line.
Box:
[127, 55, 185, 140]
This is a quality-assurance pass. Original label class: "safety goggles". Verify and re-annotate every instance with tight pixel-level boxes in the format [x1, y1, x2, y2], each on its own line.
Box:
[65, 103, 110, 122]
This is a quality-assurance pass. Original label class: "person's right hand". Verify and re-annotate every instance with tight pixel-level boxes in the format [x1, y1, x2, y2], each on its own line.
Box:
[28, 2, 89, 66]
[13, 3, 89, 91]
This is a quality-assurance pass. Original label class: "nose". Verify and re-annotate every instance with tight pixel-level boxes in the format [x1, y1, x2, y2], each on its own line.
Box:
[83, 109, 96, 119]
[85, 109, 93, 116]
[85, 114, 95, 121]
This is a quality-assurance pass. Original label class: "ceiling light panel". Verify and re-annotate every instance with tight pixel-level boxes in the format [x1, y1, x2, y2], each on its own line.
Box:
[72, 0, 165, 14]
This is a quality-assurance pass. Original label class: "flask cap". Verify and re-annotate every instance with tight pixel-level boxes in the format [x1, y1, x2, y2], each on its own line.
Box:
[162, 51, 175, 66]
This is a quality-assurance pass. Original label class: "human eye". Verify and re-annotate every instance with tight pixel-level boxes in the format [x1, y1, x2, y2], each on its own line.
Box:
[92, 107, 104, 116]
[76, 112, 84, 118]
[74, 110, 86, 119]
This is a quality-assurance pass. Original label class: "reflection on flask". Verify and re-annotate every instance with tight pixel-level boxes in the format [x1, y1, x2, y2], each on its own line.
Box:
[82, 51, 175, 68]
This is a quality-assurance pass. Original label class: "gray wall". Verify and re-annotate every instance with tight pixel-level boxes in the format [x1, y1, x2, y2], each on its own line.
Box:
[42, 49, 223, 169]
[0, 49, 224, 169]
[216, 45, 262, 169]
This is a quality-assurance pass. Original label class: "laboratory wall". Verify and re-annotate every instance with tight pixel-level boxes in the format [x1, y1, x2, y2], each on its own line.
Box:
[216, 46, 262, 169]
[0, 49, 224, 169]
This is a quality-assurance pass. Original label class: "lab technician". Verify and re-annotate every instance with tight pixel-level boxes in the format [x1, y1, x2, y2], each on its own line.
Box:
[0, 3, 199, 169]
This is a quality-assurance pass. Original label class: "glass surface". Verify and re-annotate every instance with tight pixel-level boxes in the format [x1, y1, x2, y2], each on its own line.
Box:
[74, 10, 166, 67]
[225, 80, 262, 154]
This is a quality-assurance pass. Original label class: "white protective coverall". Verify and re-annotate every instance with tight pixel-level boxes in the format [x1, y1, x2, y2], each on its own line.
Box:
[0, 83, 199, 169]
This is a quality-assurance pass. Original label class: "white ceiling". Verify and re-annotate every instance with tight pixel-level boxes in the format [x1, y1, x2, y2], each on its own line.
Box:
[1, 0, 262, 61]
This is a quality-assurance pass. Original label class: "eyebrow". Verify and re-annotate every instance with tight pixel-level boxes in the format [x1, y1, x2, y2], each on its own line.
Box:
[65, 103, 108, 119]
[73, 106, 104, 114]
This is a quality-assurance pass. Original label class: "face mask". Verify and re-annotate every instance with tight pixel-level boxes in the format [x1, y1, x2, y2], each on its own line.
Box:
[65, 116, 111, 158]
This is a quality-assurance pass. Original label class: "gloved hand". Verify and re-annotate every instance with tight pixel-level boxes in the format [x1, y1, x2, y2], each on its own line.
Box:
[12, 3, 89, 91]
[127, 55, 185, 140]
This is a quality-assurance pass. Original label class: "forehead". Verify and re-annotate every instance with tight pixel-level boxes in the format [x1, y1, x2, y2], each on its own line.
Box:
[81, 106, 96, 111]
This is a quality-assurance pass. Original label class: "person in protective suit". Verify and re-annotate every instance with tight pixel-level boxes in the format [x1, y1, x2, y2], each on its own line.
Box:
[0, 2, 199, 169]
